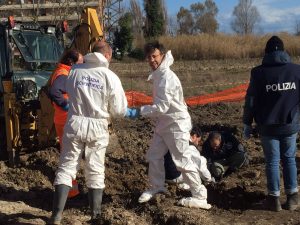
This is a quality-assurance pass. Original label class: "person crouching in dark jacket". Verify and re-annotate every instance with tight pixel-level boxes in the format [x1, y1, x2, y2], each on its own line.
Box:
[243, 36, 300, 212]
[202, 131, 248, 181]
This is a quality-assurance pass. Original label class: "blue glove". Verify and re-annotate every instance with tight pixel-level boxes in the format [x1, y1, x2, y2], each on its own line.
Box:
[125, 107, 140, 119]
[61, 103, 69, 112]
[125, 108, 131, 117]
[243, 124, 252, 140]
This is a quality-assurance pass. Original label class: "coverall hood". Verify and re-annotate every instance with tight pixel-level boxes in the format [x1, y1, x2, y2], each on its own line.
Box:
[84, 52, 109, 68]
[148, 50, 174, 80]
[157, 50, 174, 71]
[141, 49, 190, 129]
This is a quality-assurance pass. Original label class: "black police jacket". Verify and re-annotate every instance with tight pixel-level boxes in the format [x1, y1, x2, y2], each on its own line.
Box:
[202, 132, 245, 165]
[243, 51, 300, 136]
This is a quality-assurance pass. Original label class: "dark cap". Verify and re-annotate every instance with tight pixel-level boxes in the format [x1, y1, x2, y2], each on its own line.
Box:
[265, 36, 284, 53]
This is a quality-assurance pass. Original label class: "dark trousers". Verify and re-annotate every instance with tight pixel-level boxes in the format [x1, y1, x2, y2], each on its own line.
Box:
[164, 151, 181, 180]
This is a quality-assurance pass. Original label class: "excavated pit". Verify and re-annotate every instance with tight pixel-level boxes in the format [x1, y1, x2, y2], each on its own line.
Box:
[0, 103, 300, 225]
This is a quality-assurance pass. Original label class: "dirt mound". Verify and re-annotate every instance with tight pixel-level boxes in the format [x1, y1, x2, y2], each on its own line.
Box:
[0, 103, 300, 225]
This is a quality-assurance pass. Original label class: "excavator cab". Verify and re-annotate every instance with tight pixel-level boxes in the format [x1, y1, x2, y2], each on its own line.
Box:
[0, 8, 104, 166]
[0, 17, 63, 166]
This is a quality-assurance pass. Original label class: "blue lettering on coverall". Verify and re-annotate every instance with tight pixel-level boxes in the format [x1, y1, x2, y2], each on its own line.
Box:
[76, 75, 103, 90]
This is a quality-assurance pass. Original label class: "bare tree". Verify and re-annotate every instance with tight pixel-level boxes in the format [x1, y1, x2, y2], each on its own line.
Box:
[295, 19, 300, 36]
[130, 0, 144, 38]
[167, 15, 178, 36]
[231, 0, 260, 35]
[190, 0, 219, 34]
[51, 0, 75, 24]
[177, 7, 194, 35]
[161, 0, 168, 35]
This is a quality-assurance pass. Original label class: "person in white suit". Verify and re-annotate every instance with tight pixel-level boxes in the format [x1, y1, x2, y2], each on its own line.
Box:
[136, 41, 212, 209]
[165, 125, 214, 208]
[48, 41, 128, 224]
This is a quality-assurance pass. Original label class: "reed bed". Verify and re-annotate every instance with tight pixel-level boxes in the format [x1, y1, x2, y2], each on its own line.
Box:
[158, 33, 300, 60]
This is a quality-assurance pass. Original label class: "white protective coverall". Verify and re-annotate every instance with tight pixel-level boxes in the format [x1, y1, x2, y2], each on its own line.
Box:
[177, 142, 212, 208]
[140, 51, 207, 207]
[54, 52, 127, 189]
[187, 142, 212, 182]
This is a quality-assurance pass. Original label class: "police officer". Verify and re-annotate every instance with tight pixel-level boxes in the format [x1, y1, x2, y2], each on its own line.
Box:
[243, 36, 300, 212]
[201, 131, 248, 181]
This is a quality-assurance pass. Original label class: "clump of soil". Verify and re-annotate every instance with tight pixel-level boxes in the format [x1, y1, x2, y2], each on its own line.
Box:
[0, 102, 300, 225]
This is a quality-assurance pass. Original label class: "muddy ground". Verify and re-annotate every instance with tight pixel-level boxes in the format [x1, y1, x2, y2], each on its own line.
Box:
[2, 58, 300, 225]
[1, 102, 300, 225]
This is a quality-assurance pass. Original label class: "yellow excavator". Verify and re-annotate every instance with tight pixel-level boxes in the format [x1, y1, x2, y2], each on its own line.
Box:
[0, 8, 104, 166]
[70, 8, 104, 55]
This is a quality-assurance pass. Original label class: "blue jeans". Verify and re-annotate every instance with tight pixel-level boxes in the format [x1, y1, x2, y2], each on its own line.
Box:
[261, 133, 298, 196]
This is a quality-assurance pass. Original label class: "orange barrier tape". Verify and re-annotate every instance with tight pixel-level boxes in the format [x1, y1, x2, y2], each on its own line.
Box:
[67, 179, 79, 198]
[126, 83, 249, 107]
[126, 91, 153, 107]
[185, 83, 248, 106]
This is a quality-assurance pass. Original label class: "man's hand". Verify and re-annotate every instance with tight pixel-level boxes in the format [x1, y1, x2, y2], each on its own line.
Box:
[125, 107, 140, 119]
[203, 177, 216, 186]
[243, 124, 252, 140]
[210, 177, 216, 184]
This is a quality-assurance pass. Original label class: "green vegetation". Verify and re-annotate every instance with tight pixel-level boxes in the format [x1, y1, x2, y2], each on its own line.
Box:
[144, 0, 166, 38]
[114, 12, 134, 58]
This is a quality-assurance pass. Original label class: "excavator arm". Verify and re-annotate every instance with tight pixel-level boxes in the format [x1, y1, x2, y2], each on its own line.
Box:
[71, 8, 104, 55]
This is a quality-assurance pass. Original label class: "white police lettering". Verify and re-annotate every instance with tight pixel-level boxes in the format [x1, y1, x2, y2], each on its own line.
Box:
[266, 82, 296, 92]
[76, 76, 103, 90]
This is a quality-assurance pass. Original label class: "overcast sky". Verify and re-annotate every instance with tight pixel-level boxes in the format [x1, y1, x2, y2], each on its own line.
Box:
[133, 0, 300, 34]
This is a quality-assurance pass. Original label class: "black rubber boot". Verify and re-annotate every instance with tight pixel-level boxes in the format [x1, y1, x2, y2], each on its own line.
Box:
[48, 184, 70, 225]
[285, 192, 298, 211]
[266, 195, 282, 212]
[88, 188, 103, 224]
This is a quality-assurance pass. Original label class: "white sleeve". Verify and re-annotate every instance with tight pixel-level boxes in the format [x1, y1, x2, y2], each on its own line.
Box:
[108, 73, 128, 117]
[188, 146, 212, 181]
[199, 156, 212, 181]
[140, 78, 172, 117]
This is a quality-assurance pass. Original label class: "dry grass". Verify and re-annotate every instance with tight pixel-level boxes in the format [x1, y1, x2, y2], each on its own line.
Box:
[158, 33, 300, 60]
[111, 58, 255, 97]
[111, 57, 300, 97]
